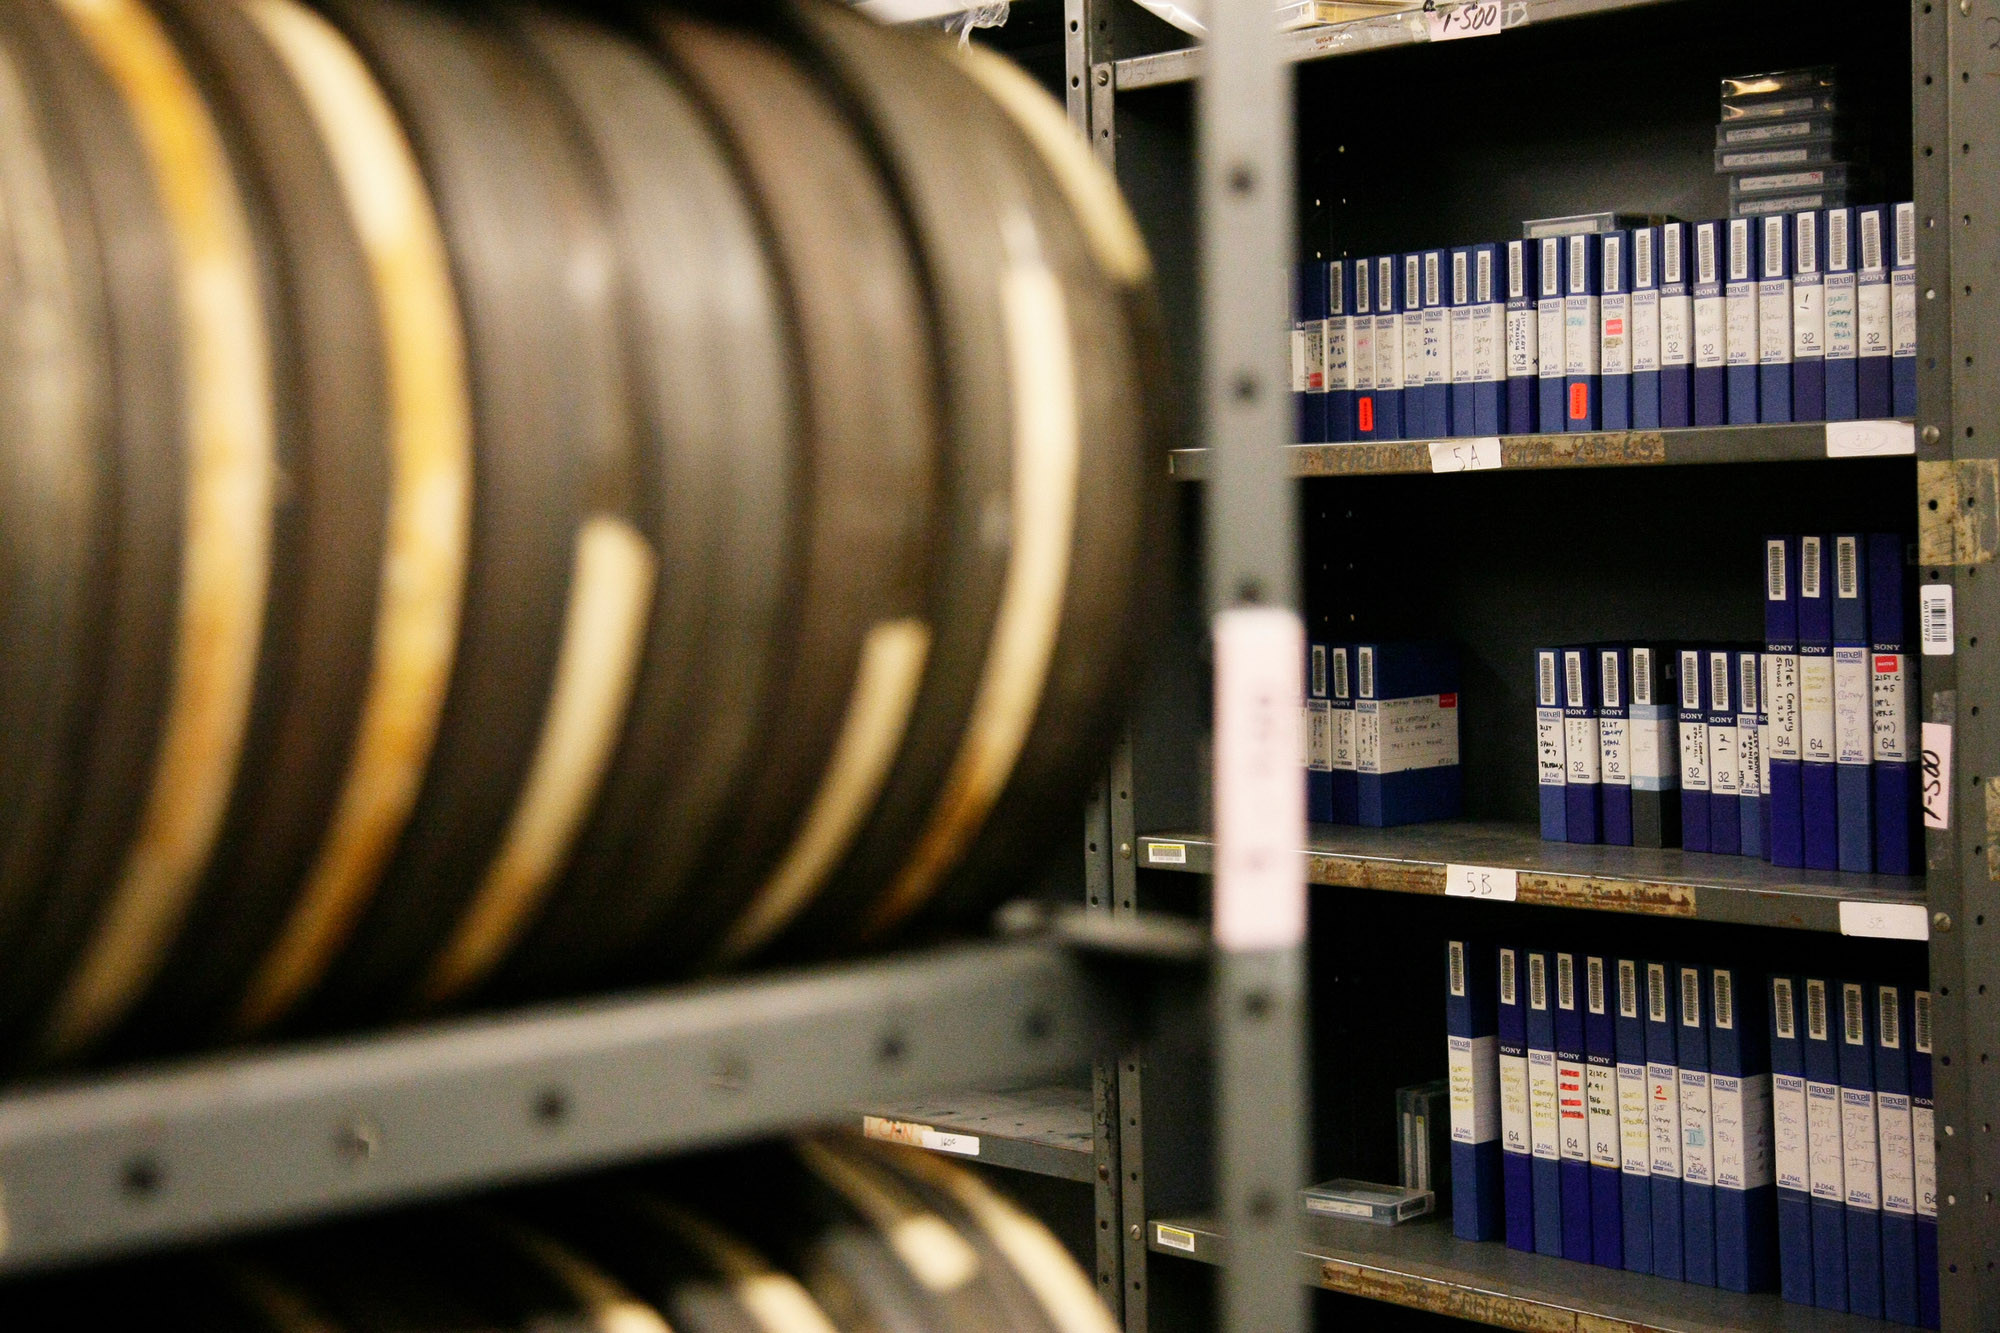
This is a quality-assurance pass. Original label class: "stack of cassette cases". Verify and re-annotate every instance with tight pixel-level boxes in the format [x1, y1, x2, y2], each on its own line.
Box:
[1715, 68, 1870, 217]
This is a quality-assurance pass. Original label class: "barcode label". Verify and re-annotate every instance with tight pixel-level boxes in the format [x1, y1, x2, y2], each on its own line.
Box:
[1406, 254, 1421, 308]
[1713, 970, 1735, 1030]
[1330, 261, 1345, 315]
[1425, 251, 1440, 306]
[1508, 241, 1525, 300]
[1896, 202, 1916, 267]
[1359, 645, 1376, 698]
[1635, 229, 1654, 288]
[1861, 209, 1883, 273]
[1915, 990, 1932, 1053]
[1680, 650, 1701, 708]
[1921, 585, 1954, 655]
[1332, 646, 1350, 699]
[1565, 651, 1584, 706]
[1355, 259, 1371, 313]
[1879, 986, 1901, 1049]
[1836, 535, 1859, 598]
[1729, 219, 1751, 281]
[1380, 257, 1396, 311]
[1648, 964, 1668, 1022]
[1450, 940, 1466, 997]
[1739, 654, 1759, 711]
[1603, 233, 1622, 291]
[1569, 235, 1587, 294]
[1807, 979, 1829, 1040]
[1664, 224, 1684, 285]
[1587, 957, 1607, 1014]
[1697, 223, 1718, 283]
[1767, 539, 1788, 600]
[1530, 953, 1548, 1010]
[1619, 960, 1638, 1018]
[1539, 651, 1558, 707]
[1541, 238, 1560, 297]
[1843, 983, 1865, 1044]
[1709, 651, 1732, 711]
[1764, 216, 1783, 277]
[1681, 967, 1701, 1027]
[1633, 649, 1653, 705]
[1311, 644, 1327, 697]
[1500, 948, 1517, 1005]
[1477, 247, 1493, 303]
[1801, 536, 1823, 598]
[1797, 211, 1819, 275]
[1452, 250, 1468, 305]
[1775, 978, 1796, 1040]
[1600, 651, 1620, 708]
[1830, 207, 1851, 270]
[1557, 953, 1576, 1010]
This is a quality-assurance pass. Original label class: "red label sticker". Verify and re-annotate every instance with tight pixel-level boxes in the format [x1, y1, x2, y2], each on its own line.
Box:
[1358, 397, 1375, 431]
[1606, 318, 1624, 336]
[1439, 692, 1459, 708]
[1876, 654, 1901, 673]
[1569, 382, 1589, 420]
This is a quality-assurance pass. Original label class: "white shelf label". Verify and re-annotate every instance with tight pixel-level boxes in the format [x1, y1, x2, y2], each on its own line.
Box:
[1445, 864, 1519, 901]
[1920, 584, 1954, 656]
[1428, 437, 1503, 473]
[1155, 1224, 1197, 1253]
[862, 1116, 979, 1157]
[918, 1129, 980, 1157]
[1425, 0, 1505, 41]
[1825, 419, 1916, 457]
[1839, 901, 1929, 941]
[1147, 842, 1187, 866]
[1922, 722, 1952, 830]
[1212, 608, 1308, 952]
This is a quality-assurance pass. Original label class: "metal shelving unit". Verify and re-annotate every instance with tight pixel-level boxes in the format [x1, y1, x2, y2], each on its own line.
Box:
[0, 937, 1137, 1276]
[1146, 1214, 1905, 1333]
[860, 1084, 1097, 1182]
[1070, 0, 2000, 1328]
[1165, 421, 1918, 479]
[1139, 823, 1926, 934]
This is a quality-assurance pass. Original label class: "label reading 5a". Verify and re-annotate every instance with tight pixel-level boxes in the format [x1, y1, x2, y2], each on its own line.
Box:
[1445, 864, 1519, 901]
[1428, 437, 1503, 473]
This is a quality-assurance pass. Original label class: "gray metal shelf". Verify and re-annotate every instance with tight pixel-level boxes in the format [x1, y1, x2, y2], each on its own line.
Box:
[1165, 422, 1918, 481]
[0, 938, 1130, 1277]
[1139, 821, 1927, 934]
[1112, 0, 1676, 90]
[860, 1083, 1097, 1182]
[1146, 1213, 1907, 1332]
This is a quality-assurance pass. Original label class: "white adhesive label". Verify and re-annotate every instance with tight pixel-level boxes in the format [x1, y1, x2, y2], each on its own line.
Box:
[1768, 653, 1801, 762]
[1587, 1064, 1622, 1169]
[1600, 716, 1630, 788]
[1565, 714, 1601, 785]
[1428, 437, 1502, 472]
[1774, 1073, 1810, 1193]
[1649, 1062, 1683, 1178]
[1471, 303, 1502, 383]
[1506, 307, 1537, 380]
[1305, 698, 1333, 772]
[1564, 294, 1600, 376]
[1793, 279, 1824, 360]
[1879, 1090, 1917, 1215]
[1826, 419, 1916, 456]
[1800, 654, 1836, 763]
[1835, 646, 1871, 765]
[1538, 294, 1566, 381]
[1807, 1080, 1846, 1201]
[1451, 305, 1475, 386]
[1529, 1050, 1560, 1160]
[1618, 1063, 1652, 1176]
[1450, 1033, 1501, 1144]
[1874, 652, 1912, 761]
[1680, 719, 1710, 791]
[1445, 864, 1518, 901]
[1631, 289, 1660, 374]
[1840, 901, 1930, 940]
[1537, 705, 1567, 789]
[1713, 1073, 1774, 1190]
[1422, 306, 1450, 388]
[1212, 608, 1307, 952]
[1426, 0, 1506, 40]
[1558, 1057, 1589, 1162]
[1694, 293, 1726, 369]
[1333, 707, 1356, 773]
[1725, 282, 1758, 368]
[1501, 1052, 1531, 1156]
[919, 1129, 979, 1157]
[1601, 292, 1631, 375]
[1893, 269, 1917, 359]
[1154, 1224, 1196, 1253]
[1709, 719, 1740, 797]
[1354, 695, 1460, 775]
[1629, 707, 1675, 787]
[1826, 272, 1858, 357]
[1758, 279, 1792, 365]
[1915, 1101, 1938, 1217]
[1859, 277, 1891, 359]
[1680, 1069, 1713, 1186]
[1660, 292, 1693, 368]
[1842, 1088, 1881, 1210]
[1922, 721, 1952, 830]
[1376, 313, 1404, 390]
[1920, 584, 1954, 655]
[1147, 842, 1187, 866]
[1325, 318, 1351, 390]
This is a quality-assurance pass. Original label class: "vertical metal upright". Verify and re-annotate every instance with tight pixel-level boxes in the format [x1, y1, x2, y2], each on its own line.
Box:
[1199, 5, 1310, 1333]
[1914, 0, 2000, 1325]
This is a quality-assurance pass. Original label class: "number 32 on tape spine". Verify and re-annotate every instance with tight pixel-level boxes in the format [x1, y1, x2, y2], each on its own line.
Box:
[1445, 863, 1519, 901]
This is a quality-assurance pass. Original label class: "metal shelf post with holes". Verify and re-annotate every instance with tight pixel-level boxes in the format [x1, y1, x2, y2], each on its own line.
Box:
[1069, 0, 2000, 1327]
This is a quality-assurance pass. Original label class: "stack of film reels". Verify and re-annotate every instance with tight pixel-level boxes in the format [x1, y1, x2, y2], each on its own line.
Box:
[0, 1135, 1120, 1333]
[0, 0, 1169, 1073]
